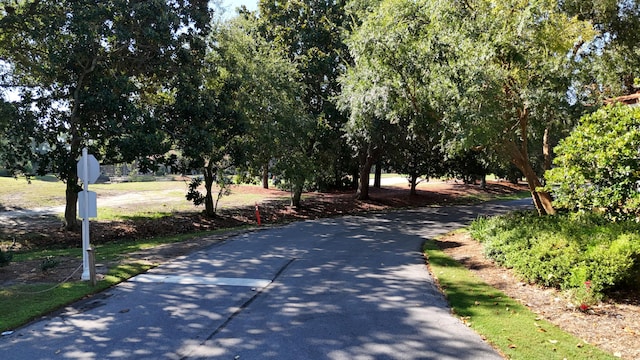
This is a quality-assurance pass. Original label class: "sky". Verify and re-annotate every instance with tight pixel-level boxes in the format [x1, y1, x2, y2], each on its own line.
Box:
[219, 0, 259, 18]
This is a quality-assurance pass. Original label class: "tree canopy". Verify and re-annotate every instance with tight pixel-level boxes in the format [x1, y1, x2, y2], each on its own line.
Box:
[215, 14, 311, 207]
[0, 0, 212, 228]
[258, 0, 354, 191]
[562, 0, 640, 98]
[1, 0, 637, 228]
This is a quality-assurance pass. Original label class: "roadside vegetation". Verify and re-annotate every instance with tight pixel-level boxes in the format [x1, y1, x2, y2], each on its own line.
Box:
[470, 211, 640, 307]
[424, 240, 616, 360]
[0, 230, 230, 332]
[0, 178, 525, 333]
[1, 1, 639, 358]
[0, 262, 153, 332]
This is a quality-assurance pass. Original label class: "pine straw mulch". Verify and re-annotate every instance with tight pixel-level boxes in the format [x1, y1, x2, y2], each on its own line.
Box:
[436, 231, 640, 360]
[0, 180, 638, 358]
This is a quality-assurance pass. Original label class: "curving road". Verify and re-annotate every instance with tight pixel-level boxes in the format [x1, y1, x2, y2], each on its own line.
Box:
[0, 200, 531, 360]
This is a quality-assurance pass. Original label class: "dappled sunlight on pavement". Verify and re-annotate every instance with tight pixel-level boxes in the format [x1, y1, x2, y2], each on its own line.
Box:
[0, 200, 530, 359]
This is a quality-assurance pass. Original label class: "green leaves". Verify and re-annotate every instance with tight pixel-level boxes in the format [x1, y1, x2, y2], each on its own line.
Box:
[0, 0, 213, 227]
[562, 0, 640, 98]
[545, 105, 640, 220]
[470, 210, 640, 299]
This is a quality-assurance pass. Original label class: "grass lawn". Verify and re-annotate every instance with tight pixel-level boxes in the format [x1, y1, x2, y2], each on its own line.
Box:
[0, 176, 289, 220]
[424, 239, 616, 360]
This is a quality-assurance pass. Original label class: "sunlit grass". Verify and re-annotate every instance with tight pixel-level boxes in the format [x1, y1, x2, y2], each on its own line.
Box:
[424, 238, 615, 359]
[0, 176, 289, 218]
[464, 190, 531, 203]
[0, 176, 67, 208]
[97, 208, 183, 221]
[0, 262, 153, 332]
[0, 229, 244, 332]
[90, 179, 191, 194]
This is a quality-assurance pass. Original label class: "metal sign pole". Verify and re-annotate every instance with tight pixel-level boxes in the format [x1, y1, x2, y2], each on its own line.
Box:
[81, 147, 91, 281]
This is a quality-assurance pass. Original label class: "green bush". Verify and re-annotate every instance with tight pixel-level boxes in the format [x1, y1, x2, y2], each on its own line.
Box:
[40, 256, 60, 272]
[0, 248, 13, 267]
[469, 211, 640, 301]
[544, 104, 640, 221]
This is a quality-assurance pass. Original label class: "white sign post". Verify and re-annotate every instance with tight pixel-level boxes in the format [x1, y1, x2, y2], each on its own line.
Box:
[77, 148, 100, 281]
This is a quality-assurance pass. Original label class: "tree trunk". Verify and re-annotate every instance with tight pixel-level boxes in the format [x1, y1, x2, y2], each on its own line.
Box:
[356, 147, 376, 200]
[64, 176, 80, 231]
[507, 141, 555, 215]
[480, 174, 486, 190]
[409, 174, 418, 196]
[351, 167, 359, 190]
[64, 129, 81, 231]
[262, 163, 269, 189]
[543, 126, 552, 172]
[519, 161, 555, 216]
[291, 183, 303, 208]
[373, 160, 382, 188]
[65, 57, 97, 231]
[505, 105, 556, 215]
[356, 164, 372, 200]
[203, 165, 216, 217]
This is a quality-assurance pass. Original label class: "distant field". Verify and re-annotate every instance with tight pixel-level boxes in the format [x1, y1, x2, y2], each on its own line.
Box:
[0, 176, 289, 218]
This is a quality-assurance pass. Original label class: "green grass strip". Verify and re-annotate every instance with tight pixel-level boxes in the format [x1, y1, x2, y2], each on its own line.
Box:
[0, 228, 248, 332]
[0, 262, 152, 332]
[423, 240, 616, 360]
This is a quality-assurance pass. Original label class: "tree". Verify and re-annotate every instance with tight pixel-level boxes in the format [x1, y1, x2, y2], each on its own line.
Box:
[337, 64, 392, 200]
[165, 15, 240, 218]
[339, 0, 595, 214]
[562, 0, 640, 98]
[544, 105, 640, 220]
[337, 0, 447, 199]
[445, 150, 488, 186]
[387, 126, 446, 195]
[258, 0, 353, 191]
[218, 14, 307, 190]
[215, 15, 312, 208]
[432, 0, 595, 215]
[0, 0, 212, 229]
[0, 99, 31, 174]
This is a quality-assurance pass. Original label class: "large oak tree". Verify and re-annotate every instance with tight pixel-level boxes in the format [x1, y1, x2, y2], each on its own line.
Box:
[0, 0, 211, 229]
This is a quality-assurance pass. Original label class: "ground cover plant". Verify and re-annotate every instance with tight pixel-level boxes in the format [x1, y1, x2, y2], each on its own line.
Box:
[423, 240, 615, 360]
[469, 210, 640, 305]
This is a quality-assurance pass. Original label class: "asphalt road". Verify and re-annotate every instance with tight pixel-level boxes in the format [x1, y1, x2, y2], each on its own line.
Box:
[1, 199, 531, 360]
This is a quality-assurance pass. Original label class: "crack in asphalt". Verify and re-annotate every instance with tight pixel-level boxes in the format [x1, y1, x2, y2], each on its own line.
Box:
[178, 257, 298, 360]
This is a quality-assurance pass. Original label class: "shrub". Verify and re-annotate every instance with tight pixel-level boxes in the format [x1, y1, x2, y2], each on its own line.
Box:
[544, 104, 640, 221]
[470, 211, 640, 301]
[40, 256, 60, 272]
[0, 248, 13, 267]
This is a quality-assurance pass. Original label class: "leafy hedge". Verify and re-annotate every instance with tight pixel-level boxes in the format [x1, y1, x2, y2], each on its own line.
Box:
[469, 211, 640, 302]
[544, 104, 640, 221]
